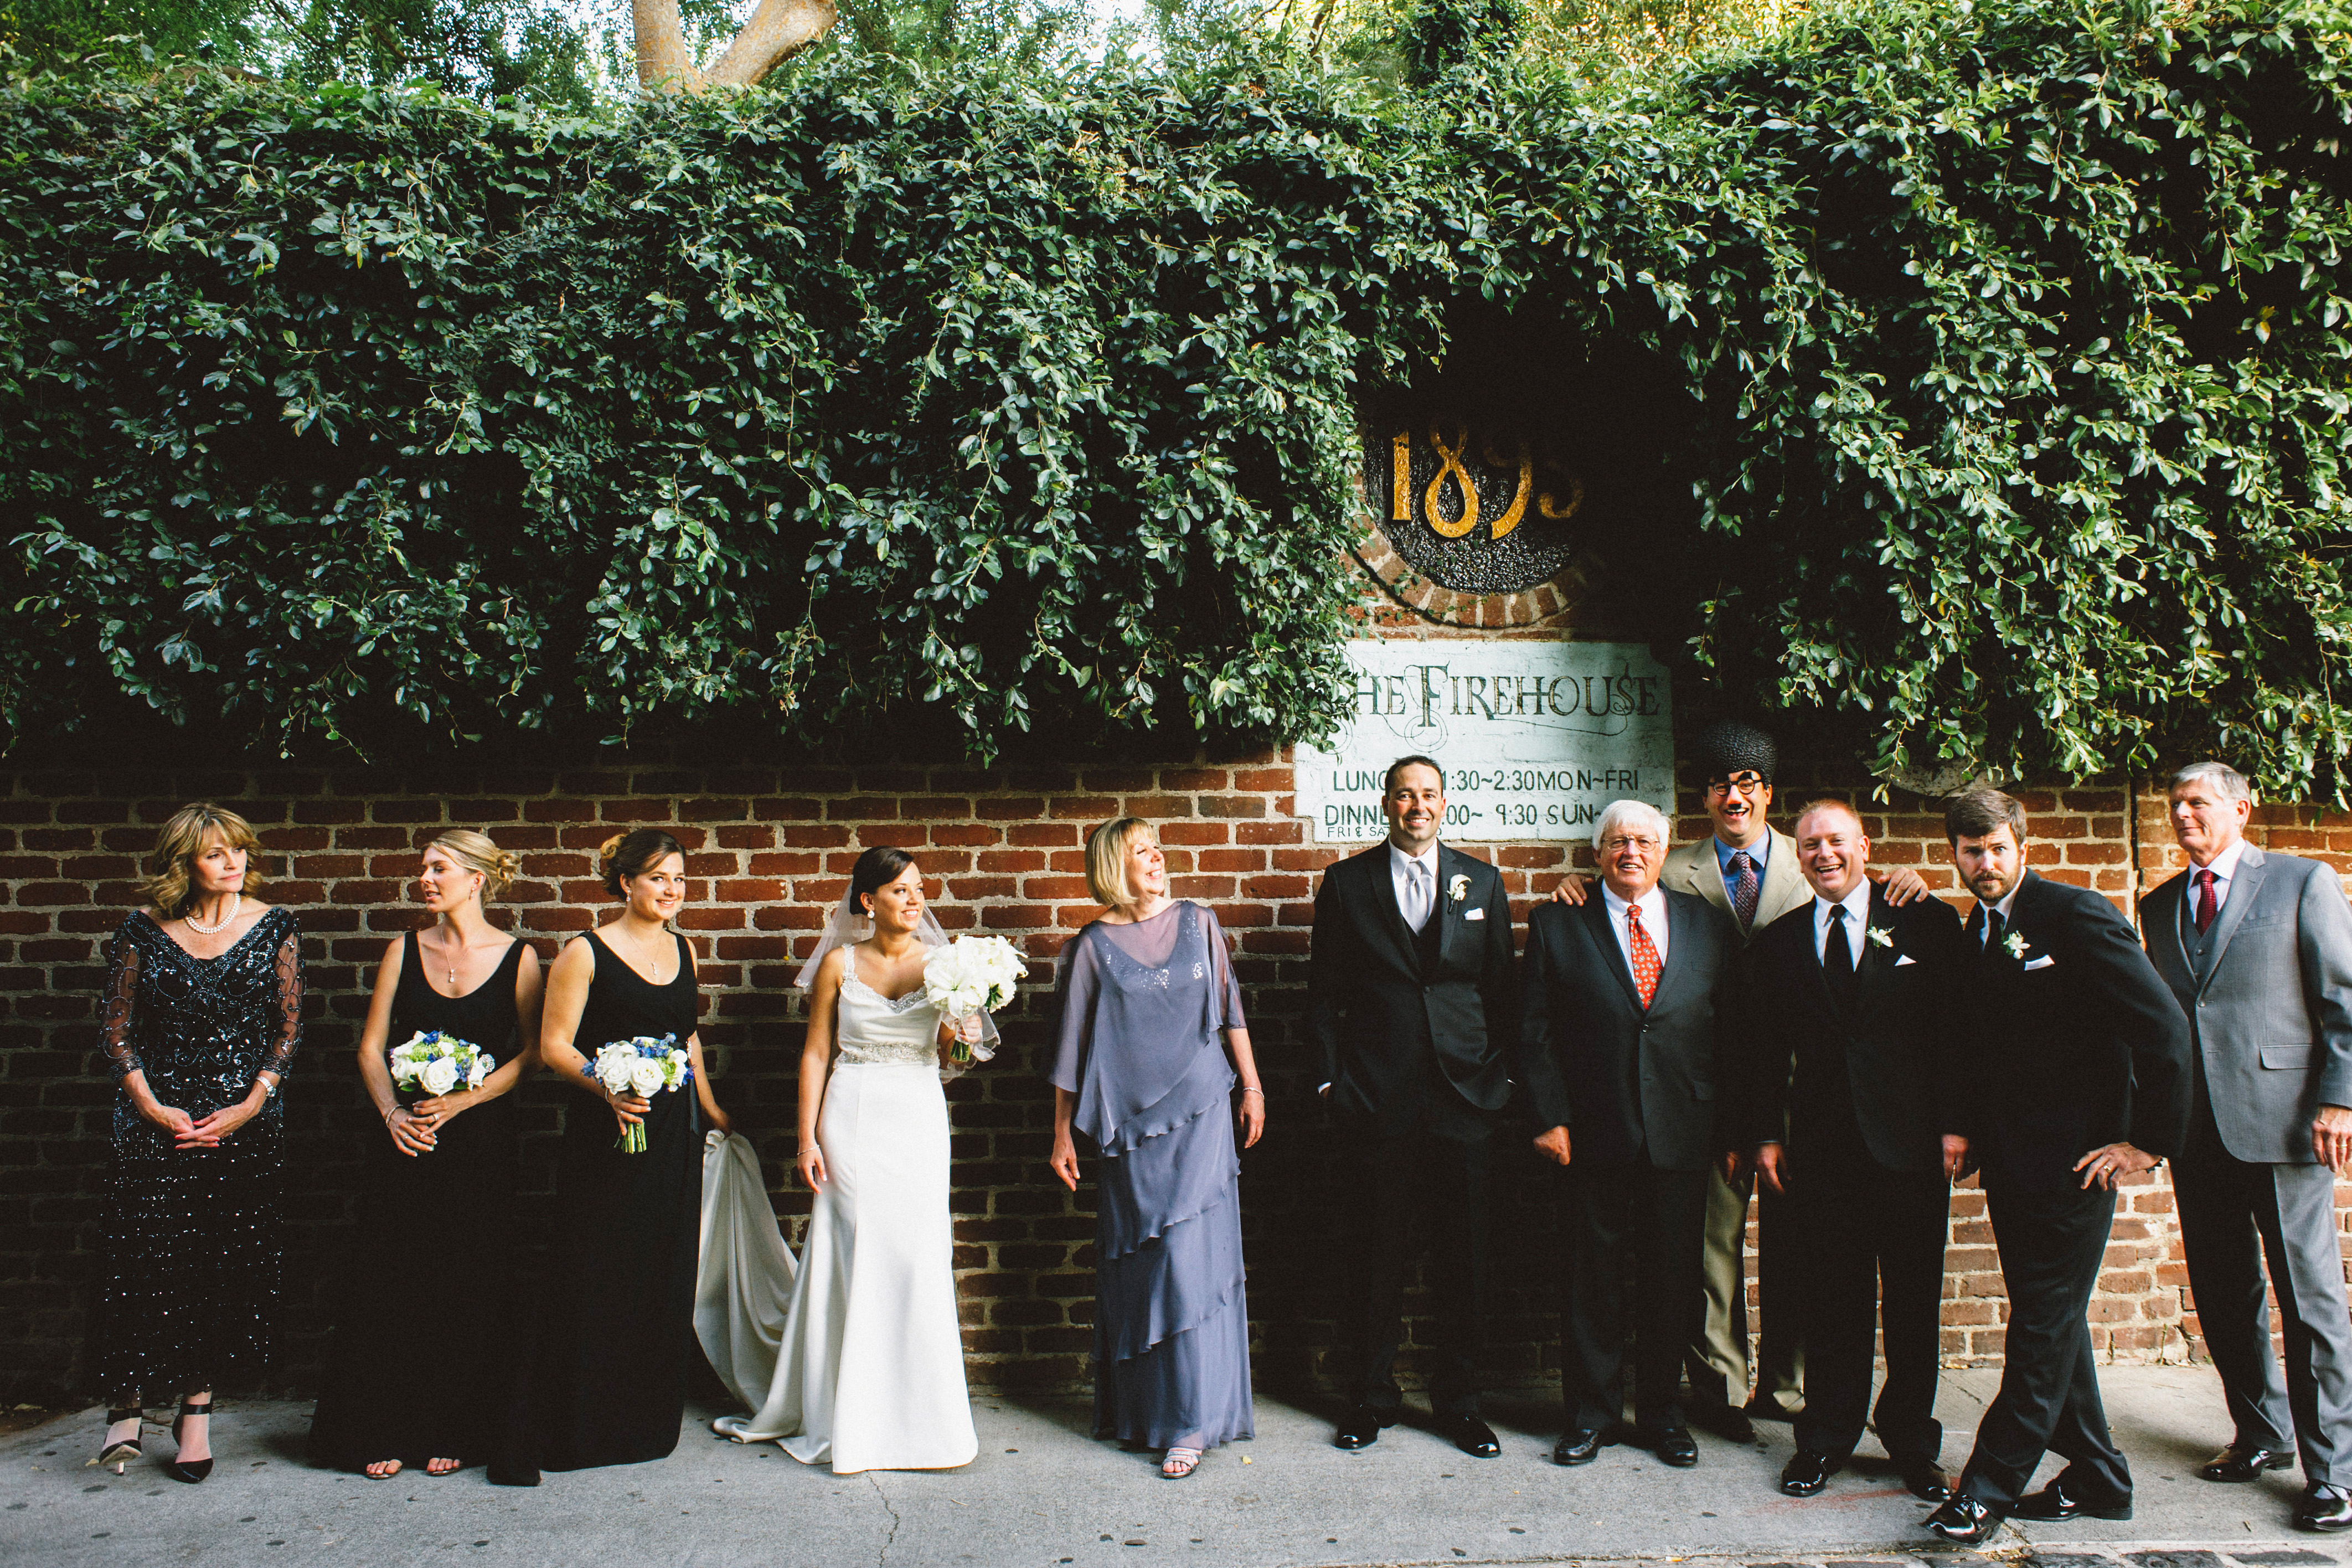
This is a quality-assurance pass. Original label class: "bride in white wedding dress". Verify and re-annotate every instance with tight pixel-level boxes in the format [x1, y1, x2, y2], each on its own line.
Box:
[704, 845, 987, 1473]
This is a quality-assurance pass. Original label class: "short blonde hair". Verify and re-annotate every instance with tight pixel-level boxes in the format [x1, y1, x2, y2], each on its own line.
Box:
[1085, 817, 1159, 910]
[427, 829, 522, 901]
[140, 803, 267, 919]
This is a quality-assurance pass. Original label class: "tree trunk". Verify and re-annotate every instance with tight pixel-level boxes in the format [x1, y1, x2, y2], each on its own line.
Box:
[633, 0, 837, 92]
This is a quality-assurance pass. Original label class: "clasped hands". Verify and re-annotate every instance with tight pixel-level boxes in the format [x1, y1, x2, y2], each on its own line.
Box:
[384, 1089, 480, 1157]
[1749, 1135, 1976, 1193]
[1531, 1125, 1747, 1183]
[141, 1090, 269, 1151]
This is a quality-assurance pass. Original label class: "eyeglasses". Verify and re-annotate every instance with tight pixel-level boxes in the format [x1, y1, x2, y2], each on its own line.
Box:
[1706, 772, 1768, 797]
[1598, 835, 1663, 854]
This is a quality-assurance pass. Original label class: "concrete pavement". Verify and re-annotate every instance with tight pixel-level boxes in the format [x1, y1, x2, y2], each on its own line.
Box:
[3, 1366, 2345, 1567]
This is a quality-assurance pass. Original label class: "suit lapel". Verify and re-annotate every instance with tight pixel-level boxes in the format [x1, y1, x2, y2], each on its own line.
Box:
[1854, 886, 1895, 988]
[1581, 895, 1643, 1009]
[2200, 845, 2267, 988]
[2144, 871, 2192, 988]
[1682, 845, 1732, 915]
[1433, 845, 1466, 970]
[1363, 847, 1421, 976]
[1756, 831, 1807, 926]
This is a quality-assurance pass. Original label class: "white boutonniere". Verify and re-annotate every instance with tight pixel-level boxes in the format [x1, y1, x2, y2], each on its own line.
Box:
[1448, 874, 1470, 902]
[2003, 930, 2029, 960]
[1866, 925, 1894, 948]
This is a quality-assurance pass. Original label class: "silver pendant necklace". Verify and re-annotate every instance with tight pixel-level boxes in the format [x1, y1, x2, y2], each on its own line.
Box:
[184, 893, 240, 936]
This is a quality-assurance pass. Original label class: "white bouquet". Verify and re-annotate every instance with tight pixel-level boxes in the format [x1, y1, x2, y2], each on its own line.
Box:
[388, 1031, 493, 1119]
[584, 1034, 692, 1153]
[922, 936, 1026, 1064]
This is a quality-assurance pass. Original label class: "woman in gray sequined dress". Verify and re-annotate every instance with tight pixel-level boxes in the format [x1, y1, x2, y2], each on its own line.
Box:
[1050, 817, 1266, 1479]
[93, 804, 302, 1484]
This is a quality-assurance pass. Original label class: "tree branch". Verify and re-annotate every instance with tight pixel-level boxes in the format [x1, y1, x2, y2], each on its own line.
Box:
[634, 0, 837, 92]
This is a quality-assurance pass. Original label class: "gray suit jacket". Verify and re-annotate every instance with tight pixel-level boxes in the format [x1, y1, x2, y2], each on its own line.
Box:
[1662, 828, 1805, 946]
[2143, 844, 2352, 1164]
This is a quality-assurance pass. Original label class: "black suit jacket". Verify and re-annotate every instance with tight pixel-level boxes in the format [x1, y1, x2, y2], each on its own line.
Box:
[1953, 870, 2194, 1194]
[1746, 885, 1965, 1173]
[1308, 842, 1518, 1128]
[1517, 887, 1742, 1172]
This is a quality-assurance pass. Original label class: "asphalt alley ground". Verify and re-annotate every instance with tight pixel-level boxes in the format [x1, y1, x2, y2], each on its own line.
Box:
[4, 1366, 2345, 1567]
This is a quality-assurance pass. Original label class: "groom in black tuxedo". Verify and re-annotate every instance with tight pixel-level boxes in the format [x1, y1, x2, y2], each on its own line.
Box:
[1311, 755, 1518, 1459]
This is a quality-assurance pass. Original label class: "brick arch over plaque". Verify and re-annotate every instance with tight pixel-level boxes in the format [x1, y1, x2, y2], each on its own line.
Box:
[1348, 482, 1597, 631]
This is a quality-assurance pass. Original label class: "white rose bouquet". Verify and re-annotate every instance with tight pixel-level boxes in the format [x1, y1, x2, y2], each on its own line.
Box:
[388, 1031, 493, 1129]
[921, 936, 1025, 1065]
[584, 1034, 692, 1153]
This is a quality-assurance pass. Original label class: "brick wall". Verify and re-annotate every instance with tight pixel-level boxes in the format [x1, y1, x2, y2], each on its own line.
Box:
[0, 752, 2336, 1405]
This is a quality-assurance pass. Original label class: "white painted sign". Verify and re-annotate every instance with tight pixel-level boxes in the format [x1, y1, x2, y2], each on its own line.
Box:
[1296, 641, 1675, 842]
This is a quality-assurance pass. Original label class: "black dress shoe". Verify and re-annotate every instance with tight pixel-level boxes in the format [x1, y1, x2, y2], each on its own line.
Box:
[1439, 1414, 1500, 1459]
[1552, 1427, 1607, 1466]
[1898, 1460, 1953, 1502]
[2299, 1483, 2352, 1532]
[1333, 1405, 1394, 1451]
[1780, 1450, 1840, 1497]
[2200, 1444, 2297, 1482]
[1690, 1401, 1756, 1443]
[1646, 1426, 1698, 1467]
[486, 1463, 541, 1487]
[2014, 1474, 2132, 1521]
[1923, 1494, 2002, 1545]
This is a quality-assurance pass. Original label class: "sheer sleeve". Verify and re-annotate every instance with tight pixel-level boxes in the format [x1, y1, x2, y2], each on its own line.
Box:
[1200, 908, 1247, 1031]
[1046, 931, 1100, 1094]
[100, 925, 142, 1082]
[262, 915, 302, 1081]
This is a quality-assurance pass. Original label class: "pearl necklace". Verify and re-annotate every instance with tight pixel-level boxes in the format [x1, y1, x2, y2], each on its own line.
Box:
[184, 893, 241, 936]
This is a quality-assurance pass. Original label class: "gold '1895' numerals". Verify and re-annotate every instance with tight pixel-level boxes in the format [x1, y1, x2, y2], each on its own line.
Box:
[1388, 425, 1581, 540]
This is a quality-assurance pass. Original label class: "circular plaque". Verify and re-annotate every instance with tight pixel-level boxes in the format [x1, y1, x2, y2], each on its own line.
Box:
[1361, 420, 1586, 596]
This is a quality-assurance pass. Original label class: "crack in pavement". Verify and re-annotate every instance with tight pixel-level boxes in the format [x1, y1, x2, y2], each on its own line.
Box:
[866, 1471, 901, 1567]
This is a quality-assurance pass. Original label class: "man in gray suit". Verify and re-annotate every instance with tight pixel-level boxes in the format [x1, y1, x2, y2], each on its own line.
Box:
[2145, 760, 2352, 1534]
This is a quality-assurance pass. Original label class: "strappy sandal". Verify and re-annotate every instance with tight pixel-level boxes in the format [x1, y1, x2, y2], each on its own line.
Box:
[97, 1407, 142, 1474]
[362, 1459, 403, 1480]
[1161, 1445, 1201, 1478]
[167, 1399, 213, 1484]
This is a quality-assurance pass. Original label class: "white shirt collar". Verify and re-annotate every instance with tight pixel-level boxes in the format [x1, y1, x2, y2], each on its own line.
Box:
[1601, 881, 1665, 922]
[1814, 880, 1873, 926]
[2194, 839, 2247, 884]
[1975, 879, 2024, 932]
[1389, 840, 1439, 876]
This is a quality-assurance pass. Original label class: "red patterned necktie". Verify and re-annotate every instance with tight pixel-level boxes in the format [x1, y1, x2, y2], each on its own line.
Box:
[1626, 904, 1662, 1008]
[2194, 868, 2219, 933]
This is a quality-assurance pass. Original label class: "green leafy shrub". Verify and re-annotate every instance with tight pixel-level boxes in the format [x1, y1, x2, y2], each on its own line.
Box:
[4, 0, 2351, 796]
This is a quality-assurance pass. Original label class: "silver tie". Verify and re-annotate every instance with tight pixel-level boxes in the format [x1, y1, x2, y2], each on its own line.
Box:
[1406, 861, 1432, 930]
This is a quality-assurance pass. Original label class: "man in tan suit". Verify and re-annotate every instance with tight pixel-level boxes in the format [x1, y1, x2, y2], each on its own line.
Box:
[1554, 720, 1930, 1442]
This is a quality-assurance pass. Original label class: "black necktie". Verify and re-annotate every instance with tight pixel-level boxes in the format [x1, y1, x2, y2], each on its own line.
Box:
[1823, 904, 1855, 1001]
[1984, 906, 2007, 957]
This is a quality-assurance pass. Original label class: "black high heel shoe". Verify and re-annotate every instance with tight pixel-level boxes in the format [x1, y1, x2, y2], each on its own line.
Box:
[167, 1399, 213, 1484]
[97, 1407, 142, 1475]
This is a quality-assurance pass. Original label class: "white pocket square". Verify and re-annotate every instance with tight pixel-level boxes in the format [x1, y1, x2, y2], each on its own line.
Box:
[2023, 954, 2056, 971]
[1464, 907, 1487, 921]
[1894, 954, 1917, 967]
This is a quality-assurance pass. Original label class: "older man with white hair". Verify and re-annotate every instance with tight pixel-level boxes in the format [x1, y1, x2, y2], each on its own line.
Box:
[2143, 760, 2352, 1534]
[1519, 799, 1747, 1470]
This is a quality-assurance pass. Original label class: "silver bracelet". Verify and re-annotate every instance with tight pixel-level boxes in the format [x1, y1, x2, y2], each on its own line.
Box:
[1239, 1087, 1265, 1097]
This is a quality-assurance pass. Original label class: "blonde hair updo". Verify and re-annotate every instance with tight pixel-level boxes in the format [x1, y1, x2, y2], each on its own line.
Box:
[138, 802, 268, 919]
[427, 829, 522, 901]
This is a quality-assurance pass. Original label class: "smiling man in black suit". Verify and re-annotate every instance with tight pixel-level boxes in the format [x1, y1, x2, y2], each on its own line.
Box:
[1923, 788, 2193, 1545]
[1747, 798, 1968, 1503]
[1310, 755, 1519, 1461]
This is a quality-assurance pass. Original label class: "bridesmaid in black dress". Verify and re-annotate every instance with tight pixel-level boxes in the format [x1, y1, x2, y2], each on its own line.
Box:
[496, 828, 731, 1484]
[310, 830, 545, 1477]
[94, 803, 302, 1484]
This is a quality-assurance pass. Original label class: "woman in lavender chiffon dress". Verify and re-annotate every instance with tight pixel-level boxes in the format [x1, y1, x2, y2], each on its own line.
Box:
[1049, 817, 1266, 1479]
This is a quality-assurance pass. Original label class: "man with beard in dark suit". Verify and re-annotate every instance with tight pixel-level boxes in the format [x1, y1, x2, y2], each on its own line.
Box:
[1747, 799, 1968, 1503]
[1519, 798, 1744, 1470]
[1923, 789, 2193, 1544]
[1311, 755, 1518, 1459]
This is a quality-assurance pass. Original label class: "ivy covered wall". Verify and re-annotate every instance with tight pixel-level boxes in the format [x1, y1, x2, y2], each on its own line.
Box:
[4, 0, 2350, 795]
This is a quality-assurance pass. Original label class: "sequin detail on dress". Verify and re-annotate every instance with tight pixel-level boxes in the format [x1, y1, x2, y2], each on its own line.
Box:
[96, 908, 303, 1397]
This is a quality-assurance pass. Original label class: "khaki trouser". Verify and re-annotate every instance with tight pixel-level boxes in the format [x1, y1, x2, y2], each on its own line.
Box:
[1685, 1163, 1804, 1413]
